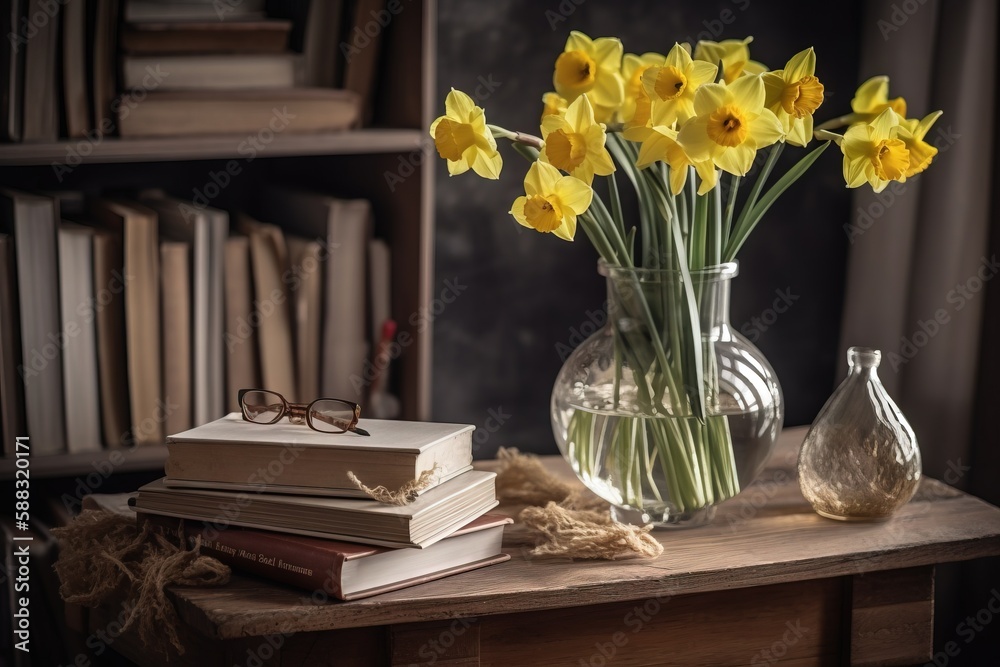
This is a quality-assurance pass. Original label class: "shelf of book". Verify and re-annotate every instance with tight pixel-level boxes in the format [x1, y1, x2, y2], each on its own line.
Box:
[0, 128, 427, 166]
[0, 445, 167, 480]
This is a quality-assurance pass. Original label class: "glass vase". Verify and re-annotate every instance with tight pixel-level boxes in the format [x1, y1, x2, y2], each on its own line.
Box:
[550, 261, 784, 528]
[797, 347, 921, 521]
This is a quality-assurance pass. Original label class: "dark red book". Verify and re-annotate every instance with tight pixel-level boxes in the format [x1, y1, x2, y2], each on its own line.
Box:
[139, 512, 510, 600]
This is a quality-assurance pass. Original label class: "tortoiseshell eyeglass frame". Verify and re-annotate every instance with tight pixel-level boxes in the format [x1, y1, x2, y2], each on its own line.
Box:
[237, 388, 371, 436]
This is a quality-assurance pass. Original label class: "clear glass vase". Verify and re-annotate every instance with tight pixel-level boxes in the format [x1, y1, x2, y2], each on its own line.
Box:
[797, 347, 921, 521]
[550, 261, 784, 528]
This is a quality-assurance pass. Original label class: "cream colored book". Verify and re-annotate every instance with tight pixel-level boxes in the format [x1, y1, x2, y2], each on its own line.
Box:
[135, 469, 497, 549]
[287, 236, 323, 402]
[160, 241, 192, 436]
[164, 413, 474, 496]
[90, 199, 162, 446]
[223, 236, 260, 413]
[237, 215, 296, 401]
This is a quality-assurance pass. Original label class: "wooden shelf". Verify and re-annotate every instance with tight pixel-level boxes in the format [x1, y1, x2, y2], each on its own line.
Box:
[0, 128, 425, 166]
[0, 445, 167, 480]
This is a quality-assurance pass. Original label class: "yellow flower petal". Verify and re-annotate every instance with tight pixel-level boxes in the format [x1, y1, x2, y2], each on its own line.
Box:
[728, 74, 765, 113]
[524, 160, 562, 196]
[444, 88, 475, 120]
[693, 83, 729, 117]
[510, 196, 530, 227]
[748, 108, 783, 148]
[784, 47, 816, 82]
[843, 156, 869, 188]
[677, 115, 716, 160]
[554, 175, 594, 215]
[552, 212, 577, 241]
[869, 107, 901, 141]
[693, 160, 718, 195]
[851, 76, 889, 114]
[715, 142, 756, 176]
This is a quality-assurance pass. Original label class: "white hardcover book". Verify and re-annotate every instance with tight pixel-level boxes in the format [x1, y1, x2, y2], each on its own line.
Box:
[164, 413, 474, 495]
[58, 224, 102, 453]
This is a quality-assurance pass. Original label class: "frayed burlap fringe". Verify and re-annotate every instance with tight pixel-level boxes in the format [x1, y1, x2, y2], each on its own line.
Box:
[347, 465, 440, 505]
[52, 510, 230, 655]
[495, 448, 664, 560]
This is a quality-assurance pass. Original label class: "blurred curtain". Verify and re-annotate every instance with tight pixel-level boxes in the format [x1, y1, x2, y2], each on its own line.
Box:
[839, 0, 998, 484]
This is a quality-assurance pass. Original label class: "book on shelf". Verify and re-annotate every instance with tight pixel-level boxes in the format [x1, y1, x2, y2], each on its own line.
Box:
[255, 189, 372, 401]
[125, 0, 267, 23]
[342, 0, 387, 126]
[122, 54, 299, 90]
[287, 236, 324, 402]
[91, 0, 121, 133]
[57, 224, 103, 454]
[135, 469, 498, 549]
[22, 0, 59, 142]
[120, 20, 293, 54]
[300, 0, 343, 87]
[1, 0, 24, 142]
[140, 512, 511, 600]
[90, 199, 163, 446]
[164, 413, 474, 496]
[0, 190, 66, 455]
[223, 235, 261, 413]
[92, 229, 131, 448]
[160, 240, 193, 436]
[62, 0, 91, 139]
[0, 234, 25, 455]
[116, 88, 361, 137]
[236, 214, 298, 401]
[141, 194, 227, 425]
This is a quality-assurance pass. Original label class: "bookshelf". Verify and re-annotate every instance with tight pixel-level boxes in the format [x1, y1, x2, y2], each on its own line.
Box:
[0, 0, 437, 479]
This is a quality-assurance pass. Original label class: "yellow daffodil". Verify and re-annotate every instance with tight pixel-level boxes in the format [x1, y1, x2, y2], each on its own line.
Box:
[641, 43, 718, 127]
[816, 75, 907, 131]
[762, 47, 825, 147]
[841, 107, 912, 193]
[429, 89, 502, 179]
[510, 161, 593, 241]
[621, 90, 653, 142]
[541, 92, 568, 121]
[677, 75, 783, 176]
[636, 126, 718, 195]
[850, 75, 907, 121]
[693, 38, 767, 84]
[553, 31, 624, 109]
[621, 52, 664, 126]
[539, 94, 615, 185]
[899, 110, 942, 177]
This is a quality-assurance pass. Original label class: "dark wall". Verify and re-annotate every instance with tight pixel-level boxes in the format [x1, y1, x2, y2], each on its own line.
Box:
[432, 0, 863, 457]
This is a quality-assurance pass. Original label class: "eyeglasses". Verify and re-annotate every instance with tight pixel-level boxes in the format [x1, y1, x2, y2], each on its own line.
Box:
[238, 389, 371, 436]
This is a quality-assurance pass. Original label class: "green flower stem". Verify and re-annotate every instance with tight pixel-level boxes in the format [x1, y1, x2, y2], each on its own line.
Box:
[728, 143, 784, 255]
[723, 174, 741, 249]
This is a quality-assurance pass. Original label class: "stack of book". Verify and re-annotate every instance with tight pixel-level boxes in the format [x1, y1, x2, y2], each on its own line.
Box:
[0, 186, 390, 456]
[132, 414, 509, 600]
[116, 0, 358, 136]
[0, 0, 397, 142]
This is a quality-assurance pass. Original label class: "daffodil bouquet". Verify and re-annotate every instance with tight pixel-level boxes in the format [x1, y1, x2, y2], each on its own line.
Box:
[431, 32, 942, 519]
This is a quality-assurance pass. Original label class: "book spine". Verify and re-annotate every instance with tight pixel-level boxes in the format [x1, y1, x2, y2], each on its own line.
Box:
[140, 514, 345, 598]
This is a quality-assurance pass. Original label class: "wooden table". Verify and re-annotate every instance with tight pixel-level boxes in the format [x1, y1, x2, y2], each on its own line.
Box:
[90, 427, 1000, 666]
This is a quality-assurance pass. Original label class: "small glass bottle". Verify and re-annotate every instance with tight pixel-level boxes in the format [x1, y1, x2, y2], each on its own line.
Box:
[798, 347, 921, 521]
